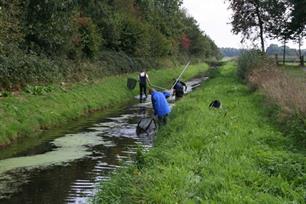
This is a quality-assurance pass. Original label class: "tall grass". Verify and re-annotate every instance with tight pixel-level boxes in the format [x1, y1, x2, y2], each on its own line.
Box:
[238, 50, 306, 149]
[248, 64, 306, 116]
[94, 62, 305, 203]
[237, 51, 306, 155]
[238, 51, 306, 117]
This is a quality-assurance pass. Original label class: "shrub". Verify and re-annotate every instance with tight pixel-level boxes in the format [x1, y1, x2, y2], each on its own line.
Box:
[0, 90, 12, 97]
[0, 50, 60, 90]
[24, 85, 53, 96]
[0, 49, 160, 91]
[120, 17, 150, 57]
[77, 17, 102, 58]
[237, 50, 266, 80]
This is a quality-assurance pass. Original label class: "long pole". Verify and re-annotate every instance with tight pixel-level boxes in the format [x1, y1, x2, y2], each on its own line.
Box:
[171, 61, 191, 90]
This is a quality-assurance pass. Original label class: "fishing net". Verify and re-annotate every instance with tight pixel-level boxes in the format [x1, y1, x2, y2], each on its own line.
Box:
[136, 118, 157, 135]
[127, 78, 137, 90]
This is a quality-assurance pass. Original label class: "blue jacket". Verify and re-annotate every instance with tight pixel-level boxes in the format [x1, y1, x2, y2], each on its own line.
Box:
[151, 91, 171, 117]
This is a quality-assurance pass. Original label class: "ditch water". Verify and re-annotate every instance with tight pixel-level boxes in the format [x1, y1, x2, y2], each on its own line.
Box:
[0, 77, 207, 204]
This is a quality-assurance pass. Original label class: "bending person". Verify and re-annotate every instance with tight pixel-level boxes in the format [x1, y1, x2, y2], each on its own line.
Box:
[149, 88, 171, 125]
[172, 79, 187, 98]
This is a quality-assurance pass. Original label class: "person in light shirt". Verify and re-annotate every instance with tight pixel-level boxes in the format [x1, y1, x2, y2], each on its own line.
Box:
[138, 69, 150, 102]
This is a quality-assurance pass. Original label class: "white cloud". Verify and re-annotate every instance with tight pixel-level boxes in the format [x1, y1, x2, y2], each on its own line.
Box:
[182, 0, 305, 49]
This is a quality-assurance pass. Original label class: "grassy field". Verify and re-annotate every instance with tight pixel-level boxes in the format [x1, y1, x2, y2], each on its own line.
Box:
[0, 63, 208, 147]
[94, 62, 306, 203]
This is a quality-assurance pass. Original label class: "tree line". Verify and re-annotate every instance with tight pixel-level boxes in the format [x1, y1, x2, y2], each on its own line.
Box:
[227, 0, 305, 65]
[266, 44, 306, 58]
[0, 0, 221, 91]
[221, 44, 306, 59]
[219, 47, 247, 57]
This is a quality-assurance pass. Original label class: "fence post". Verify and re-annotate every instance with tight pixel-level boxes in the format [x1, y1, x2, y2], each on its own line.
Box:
[301, 56, 304, 67]
[275, 54, 279, 66]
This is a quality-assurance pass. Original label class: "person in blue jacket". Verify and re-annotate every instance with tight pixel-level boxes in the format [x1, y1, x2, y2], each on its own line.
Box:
[149, 88, 171, 125]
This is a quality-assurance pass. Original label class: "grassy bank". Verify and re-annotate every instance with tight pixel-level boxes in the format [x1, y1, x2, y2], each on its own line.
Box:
[0, 63, 208, 147]
[94, 62, 306, 203]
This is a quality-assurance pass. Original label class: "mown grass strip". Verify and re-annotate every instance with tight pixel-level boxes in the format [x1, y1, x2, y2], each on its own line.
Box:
[0, 64, 208, 147]
[94, 62, 305, 203]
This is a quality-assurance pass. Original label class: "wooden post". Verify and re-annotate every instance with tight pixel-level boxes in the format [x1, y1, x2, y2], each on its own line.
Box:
[275, 54, 279, 66]
[283, 39, 286, 65]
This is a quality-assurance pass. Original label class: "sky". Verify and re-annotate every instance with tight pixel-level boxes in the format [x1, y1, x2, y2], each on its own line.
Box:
[182, 0, 304, 49]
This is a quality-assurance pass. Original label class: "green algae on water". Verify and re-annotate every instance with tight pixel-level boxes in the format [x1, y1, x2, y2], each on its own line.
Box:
[0, 132, 108, 175]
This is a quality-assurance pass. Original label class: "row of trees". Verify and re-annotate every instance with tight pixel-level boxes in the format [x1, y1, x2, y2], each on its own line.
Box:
[0, 0, 220, 60]
[227, 0, 305, 65]
[221, 44, 306, 59]
[0, 0, 221, 90]
[266, 44, 306, 58]
[219, 47, 247, 57]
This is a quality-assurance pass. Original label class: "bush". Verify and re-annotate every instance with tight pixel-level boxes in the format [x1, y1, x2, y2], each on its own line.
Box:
[237, 50, 266, 80]
[24, 85, 54, 96]
[0, 50, 60, 90]
[0, 49, 163, 91]
[119, 17, 150, 57]
[77, 17, 102, 58]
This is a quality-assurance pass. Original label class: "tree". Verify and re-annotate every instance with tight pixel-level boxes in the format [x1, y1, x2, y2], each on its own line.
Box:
[288, 0, 306, 66]
[266, 0, 305, 66]
[23, 0, 77, 56]
[227, 0, 282, 52]
[0, 0, 24, 53]
[288, 0, 306, 35]
[265, 0, 291, 64]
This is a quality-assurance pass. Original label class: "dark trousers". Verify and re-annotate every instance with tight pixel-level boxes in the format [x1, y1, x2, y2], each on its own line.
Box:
[139, 83, 147, 101]
[158, 115, 168, 126]
[175, 90, 184, 98]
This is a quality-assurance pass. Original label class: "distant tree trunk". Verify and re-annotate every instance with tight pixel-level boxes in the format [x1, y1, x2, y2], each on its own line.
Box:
[259, 23, 265, 53]
[298, 35, 303, 66]
[275, 54, 279, 65]
[255, 2, 265, 52]
[283, 38, 286, 65]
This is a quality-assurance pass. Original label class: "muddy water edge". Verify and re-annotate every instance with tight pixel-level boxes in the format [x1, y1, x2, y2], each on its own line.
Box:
[0, 77, 207, 204]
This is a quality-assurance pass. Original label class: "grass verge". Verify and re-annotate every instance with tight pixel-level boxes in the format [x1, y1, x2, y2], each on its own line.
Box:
[0, 63, 208, 147]
[94, 62, 306, 203]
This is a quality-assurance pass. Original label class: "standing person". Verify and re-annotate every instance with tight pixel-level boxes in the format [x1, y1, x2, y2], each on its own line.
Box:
[139, 69, 150, 102]
[172, 79, 187, 98]
[149, 88, 171, 125]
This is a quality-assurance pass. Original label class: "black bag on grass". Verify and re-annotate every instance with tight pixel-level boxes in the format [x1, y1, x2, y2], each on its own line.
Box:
[209, 100, 222, 109]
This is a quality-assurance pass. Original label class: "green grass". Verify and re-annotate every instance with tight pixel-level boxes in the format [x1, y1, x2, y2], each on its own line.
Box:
[0, 63, 208, 147]
[94, 62, 306, 203]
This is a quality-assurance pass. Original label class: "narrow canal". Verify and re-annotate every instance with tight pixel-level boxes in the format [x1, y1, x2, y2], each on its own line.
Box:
[0, 77, 206, 204]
